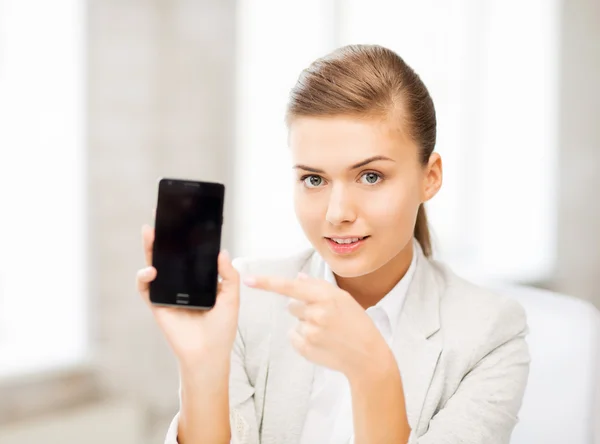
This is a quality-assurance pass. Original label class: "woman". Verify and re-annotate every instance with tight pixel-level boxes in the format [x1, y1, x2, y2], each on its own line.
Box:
[137, 44, 530, 444]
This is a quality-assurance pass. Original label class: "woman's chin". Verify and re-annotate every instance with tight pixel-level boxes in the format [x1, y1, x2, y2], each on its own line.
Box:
[322, 251, 375, 278]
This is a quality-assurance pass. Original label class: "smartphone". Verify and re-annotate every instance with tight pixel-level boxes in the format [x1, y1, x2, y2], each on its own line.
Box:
[149, 178, 225, 309]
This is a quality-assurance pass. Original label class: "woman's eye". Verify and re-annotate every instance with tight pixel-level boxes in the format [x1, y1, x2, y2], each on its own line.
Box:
[303, 175, 324, 188]
[360, 172, 382, 185]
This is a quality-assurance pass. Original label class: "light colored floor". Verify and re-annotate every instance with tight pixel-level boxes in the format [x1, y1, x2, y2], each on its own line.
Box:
[0, 400, 154, 444]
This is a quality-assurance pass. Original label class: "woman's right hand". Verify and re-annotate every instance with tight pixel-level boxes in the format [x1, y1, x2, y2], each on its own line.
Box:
[136, 217, 241, 369]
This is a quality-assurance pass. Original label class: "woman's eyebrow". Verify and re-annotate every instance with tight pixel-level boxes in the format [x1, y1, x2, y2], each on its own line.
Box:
[349, 155, 395, 170]
[292, 155, 395, 173]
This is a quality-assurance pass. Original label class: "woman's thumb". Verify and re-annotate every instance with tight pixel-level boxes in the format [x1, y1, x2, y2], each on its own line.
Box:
[218, 250, 239, 286]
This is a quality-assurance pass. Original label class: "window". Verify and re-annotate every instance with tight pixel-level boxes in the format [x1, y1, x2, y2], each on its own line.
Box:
[235, 0, 559, 284]
[0, 0, 86, 377]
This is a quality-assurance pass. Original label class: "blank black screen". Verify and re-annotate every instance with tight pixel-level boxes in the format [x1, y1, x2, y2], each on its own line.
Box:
[150, 179, 224, 308]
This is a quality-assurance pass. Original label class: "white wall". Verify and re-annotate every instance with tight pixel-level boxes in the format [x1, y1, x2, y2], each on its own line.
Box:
[553, 0, 600, 311]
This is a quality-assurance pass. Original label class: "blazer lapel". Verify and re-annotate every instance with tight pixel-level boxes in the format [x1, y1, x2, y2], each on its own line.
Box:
[259, 252, 321, 444]
[391, 244, 443, 431]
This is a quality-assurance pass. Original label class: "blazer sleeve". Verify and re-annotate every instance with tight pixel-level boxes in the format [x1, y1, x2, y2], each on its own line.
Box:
[164, 259, 260, 444]
[409, 298, 531, 444]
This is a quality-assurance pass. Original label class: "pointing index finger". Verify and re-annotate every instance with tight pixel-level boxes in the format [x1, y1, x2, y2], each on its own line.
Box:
[243, 274, 318, 303]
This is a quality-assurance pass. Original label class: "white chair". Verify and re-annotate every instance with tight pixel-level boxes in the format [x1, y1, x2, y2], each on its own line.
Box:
[495, 284, 600, 444]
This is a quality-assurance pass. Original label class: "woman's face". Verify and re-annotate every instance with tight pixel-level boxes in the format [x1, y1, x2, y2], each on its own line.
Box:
[290, 115, 441, 278]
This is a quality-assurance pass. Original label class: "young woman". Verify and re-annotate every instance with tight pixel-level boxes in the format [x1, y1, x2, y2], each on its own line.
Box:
[137, 44, 530, 444]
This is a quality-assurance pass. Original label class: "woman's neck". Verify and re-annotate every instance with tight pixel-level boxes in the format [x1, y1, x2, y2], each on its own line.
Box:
[334, 242, 414, 310]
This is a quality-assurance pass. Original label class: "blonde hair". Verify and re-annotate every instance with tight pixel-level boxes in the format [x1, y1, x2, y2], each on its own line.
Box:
[285, 44, 436, 257]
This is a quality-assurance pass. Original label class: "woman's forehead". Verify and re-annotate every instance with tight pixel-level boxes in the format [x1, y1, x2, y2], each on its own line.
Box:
[289, 115, 414, 164]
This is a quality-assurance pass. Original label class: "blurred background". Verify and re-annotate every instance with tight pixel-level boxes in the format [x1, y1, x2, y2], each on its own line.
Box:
[0, 0, 598, 443]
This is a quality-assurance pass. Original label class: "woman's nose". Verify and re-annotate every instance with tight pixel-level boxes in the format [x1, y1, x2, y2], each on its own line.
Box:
[325, 186, 357, 225]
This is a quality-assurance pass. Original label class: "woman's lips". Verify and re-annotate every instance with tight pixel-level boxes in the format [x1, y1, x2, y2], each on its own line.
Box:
[325, 236, 369, 255]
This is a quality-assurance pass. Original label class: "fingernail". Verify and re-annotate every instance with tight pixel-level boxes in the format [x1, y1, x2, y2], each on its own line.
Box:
[297, 272, 309, 280]
[221, 249, 230, 260]
[143, 267, 153, 278]
[243, 276, 256, 287]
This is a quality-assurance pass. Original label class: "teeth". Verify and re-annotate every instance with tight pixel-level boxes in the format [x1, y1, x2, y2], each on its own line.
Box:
[331, 237, 361, 244]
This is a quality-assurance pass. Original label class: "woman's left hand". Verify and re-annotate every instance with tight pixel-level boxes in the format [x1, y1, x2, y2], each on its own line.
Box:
[244, 272, 393, 381]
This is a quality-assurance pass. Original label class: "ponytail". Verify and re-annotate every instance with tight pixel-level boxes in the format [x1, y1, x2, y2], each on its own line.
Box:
[414, 204, 432, 257]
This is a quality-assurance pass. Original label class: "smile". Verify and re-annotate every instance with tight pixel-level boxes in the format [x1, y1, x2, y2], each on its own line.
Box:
[329, 236, 368, 244]
[324, 236, 370, 255]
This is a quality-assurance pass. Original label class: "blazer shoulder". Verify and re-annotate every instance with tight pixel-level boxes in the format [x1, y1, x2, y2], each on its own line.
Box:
[433, 260, 528, 363]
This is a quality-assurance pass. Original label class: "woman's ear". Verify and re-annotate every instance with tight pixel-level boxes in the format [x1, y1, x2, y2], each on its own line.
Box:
[421, 152, 443, 203]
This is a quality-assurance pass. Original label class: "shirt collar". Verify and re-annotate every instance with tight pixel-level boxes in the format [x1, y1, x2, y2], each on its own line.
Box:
[323, 238, 420, 335]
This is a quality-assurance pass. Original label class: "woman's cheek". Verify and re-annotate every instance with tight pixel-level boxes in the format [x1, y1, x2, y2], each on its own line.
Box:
[293, 188, 311, 219]
[295, 193, 324, 235]
[365, 188, 409, 223]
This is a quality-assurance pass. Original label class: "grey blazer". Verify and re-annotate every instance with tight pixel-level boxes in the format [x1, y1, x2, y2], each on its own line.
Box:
[165, 243, 530, 444]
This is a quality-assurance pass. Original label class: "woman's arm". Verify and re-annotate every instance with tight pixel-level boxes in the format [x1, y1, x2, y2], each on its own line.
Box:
[244, 273, 414, 443]
[163, 324, 260, 444]
[348, 345, 411, 444]
[177, 358, 232, 444]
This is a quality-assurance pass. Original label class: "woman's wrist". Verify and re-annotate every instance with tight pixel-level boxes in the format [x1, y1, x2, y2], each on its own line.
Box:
[346, 341, 398, 388]
[178, 353, 232, 386]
